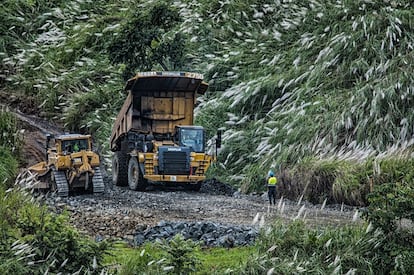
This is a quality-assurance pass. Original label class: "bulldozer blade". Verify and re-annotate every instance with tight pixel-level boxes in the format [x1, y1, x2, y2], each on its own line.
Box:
[17, 169, 50, 190]
[28, 161, 49, 176]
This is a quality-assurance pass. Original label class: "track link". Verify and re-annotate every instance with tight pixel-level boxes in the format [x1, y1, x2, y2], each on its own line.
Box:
[53, 170, 69, 197]
[92, 167, 105, 194]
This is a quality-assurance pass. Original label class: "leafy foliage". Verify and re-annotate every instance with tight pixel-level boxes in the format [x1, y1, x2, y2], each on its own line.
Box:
[364, 182, 414, 234]
[107, 2, 186, 79]
[186, 0, 414, 191]
[118, 234, 201, 275]
[0, 187, 110, 274]
[157, 234, 201, 274]
[1, 0, 414, 200]
[276, 157, 414, 206]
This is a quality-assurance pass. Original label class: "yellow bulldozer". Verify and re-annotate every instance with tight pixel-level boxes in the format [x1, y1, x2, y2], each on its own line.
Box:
[28, 133, 104, 196]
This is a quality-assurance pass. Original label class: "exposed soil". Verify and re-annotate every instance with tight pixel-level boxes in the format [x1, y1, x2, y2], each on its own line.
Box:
[12, 109, 361, 242]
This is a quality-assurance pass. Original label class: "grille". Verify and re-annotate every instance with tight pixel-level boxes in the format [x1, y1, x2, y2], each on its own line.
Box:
[159, 147, 190, 175]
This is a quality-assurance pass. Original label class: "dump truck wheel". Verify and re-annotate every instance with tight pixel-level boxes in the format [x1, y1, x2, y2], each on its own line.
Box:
[128, 157, 147, 191]
[112, 151, 128, 186]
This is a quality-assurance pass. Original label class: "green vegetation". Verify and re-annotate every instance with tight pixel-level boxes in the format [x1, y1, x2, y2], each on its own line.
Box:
[277, 156, 414, 206]
[2, 0, 413, 200]
[1, 0, 414, 273]
[108, 2, 186, 79]
[238, 218, 413, 274]
[107, 237, 254, 275]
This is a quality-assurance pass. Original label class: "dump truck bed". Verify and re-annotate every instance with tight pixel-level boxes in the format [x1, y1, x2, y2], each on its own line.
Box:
[110, 72, 208, 151]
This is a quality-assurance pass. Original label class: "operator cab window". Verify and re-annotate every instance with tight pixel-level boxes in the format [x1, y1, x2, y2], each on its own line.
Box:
[180, 128, 204, 152]
[63, 139, 88, 153]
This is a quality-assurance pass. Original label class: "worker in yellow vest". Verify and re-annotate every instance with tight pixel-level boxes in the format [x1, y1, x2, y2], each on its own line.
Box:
[267, 171, 277, 205]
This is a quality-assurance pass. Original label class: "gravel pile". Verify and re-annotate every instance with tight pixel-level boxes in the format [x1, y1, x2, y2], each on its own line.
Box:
[200, 178, 237, 196]
[134, 220, 258, 247]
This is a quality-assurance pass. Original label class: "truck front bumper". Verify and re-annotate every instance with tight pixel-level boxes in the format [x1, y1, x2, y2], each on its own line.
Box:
[144, 175, 205, 183]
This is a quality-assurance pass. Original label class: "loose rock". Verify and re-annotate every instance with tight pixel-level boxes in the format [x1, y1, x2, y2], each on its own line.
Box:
[133, 220, 259, 247]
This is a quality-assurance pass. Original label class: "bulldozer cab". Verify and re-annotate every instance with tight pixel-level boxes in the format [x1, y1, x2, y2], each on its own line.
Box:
[176, 126, 205, 153]
[54, 134, 92, 154]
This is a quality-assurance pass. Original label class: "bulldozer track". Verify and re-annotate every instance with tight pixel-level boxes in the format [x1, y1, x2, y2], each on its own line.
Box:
[53, 170, 69, 197]
[92, 167, 105, 194]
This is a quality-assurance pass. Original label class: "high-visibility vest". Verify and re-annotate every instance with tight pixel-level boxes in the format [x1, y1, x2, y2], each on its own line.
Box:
[268, 176, 277, 187]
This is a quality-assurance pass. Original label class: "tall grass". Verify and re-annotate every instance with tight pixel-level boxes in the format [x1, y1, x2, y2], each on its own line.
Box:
[237, 218, 414, 274]
[0, 108, 21, 187]
[2, 0, 414, 198]
[182, 0, 414, 191]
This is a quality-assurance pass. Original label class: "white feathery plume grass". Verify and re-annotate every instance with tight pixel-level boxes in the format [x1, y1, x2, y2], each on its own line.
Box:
[280, 201, 285, 215]
[252, 213, 260, 225]
[352, 210, 359, 222]
[267, 245, 277, 253]
[163, 266, 174, 271]
[365, 222, 373, 233]
[278, 196, 284, 209]
[92, 256, 97, 270]
[293, 249, 298, 261]
[294, 205, 306, 220]
[320, 198, 327, 210]
[259, 214, 265, 228]
[345, 268, 357, 275]
[324, 238, 332, 248]
[297, 194, 303, 206]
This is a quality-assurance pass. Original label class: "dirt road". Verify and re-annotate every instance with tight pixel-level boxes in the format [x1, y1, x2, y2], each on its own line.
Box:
[47, 185, 358, 241]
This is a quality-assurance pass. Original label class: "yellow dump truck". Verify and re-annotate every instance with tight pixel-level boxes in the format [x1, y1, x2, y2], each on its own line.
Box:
[110, 71, 220, 191]
[28, 134, 104, 196]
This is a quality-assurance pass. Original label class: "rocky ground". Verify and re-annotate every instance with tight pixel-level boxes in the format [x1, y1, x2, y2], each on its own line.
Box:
[38, 174, 360, 246]
[14, 108, 362, 247]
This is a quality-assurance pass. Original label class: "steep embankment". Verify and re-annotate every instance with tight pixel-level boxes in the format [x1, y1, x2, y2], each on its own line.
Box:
[1, 1, 413, 204]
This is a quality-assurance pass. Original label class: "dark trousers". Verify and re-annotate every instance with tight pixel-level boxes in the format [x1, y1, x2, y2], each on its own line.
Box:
[268, 187, 276, 205]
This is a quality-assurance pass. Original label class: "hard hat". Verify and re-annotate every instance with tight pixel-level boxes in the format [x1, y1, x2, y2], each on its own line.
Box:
[269, 171, 274, 177]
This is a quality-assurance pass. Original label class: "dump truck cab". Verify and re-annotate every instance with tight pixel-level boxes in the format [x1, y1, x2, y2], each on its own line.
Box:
[176, 126, 205, 153]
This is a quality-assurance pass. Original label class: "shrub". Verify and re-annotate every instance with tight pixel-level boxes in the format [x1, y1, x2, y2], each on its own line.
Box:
[363, 182, 414, 234]
[118, 234, 201, 275]
[17, 204, 109, 273]
[107, 2, 186, 78]
[0, 187, 110, 274]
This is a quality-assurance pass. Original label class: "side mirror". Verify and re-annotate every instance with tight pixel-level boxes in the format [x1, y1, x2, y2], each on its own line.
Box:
[45, 134, 54, 160]
[46, 133, 54, 141]
[216, 130, 222, 149]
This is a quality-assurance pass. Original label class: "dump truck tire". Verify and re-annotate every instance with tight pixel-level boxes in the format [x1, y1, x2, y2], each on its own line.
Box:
[113, 151, 128, 186]
[128, 157, 147, 191]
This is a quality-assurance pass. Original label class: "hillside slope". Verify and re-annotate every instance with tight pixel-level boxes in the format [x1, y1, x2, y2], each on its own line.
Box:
[1, 0, 413, 199]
